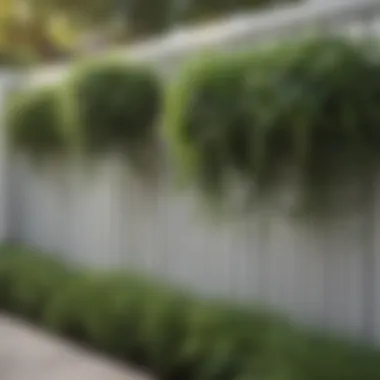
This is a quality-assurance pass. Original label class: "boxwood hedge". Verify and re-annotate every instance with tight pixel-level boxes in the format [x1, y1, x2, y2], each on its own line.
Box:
[7, 86, 66, 157]
[61, 61, 162, 157]
[8, 61, 162, 168]
[1, 246, 380, 380]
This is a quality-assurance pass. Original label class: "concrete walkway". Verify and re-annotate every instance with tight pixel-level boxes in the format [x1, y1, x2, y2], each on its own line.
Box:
[0, 314, 153, 380]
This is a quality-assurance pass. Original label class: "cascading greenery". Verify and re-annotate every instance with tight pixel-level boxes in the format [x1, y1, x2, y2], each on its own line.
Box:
[60, 61, 162, 160]
[7, 86, 66, 157]
[165, 37, 380, 211]
[8, 61, 162, 168]
[9, 37, 380, 213]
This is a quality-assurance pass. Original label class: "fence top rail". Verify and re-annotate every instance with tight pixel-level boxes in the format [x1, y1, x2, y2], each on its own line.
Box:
[25, 0, 380, 86]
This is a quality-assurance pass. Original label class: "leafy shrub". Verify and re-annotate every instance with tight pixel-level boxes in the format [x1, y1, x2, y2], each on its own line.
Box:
[181, 0, 275, 22]
[2, 247, 380, 380]
[177, 302, 257, 379]
[136, 288, 195, 376]
[165, 37, 380, 212]
[43, 271, 101, 341]
[45, 272, 153, 358]
[8, 86, 66, 157]
[61, 61, 161, 161]
[0, 247, 71, 319]
[124, 0, 174, 38]
[7, 61, 161, 173]
[0, 247, 27, 308]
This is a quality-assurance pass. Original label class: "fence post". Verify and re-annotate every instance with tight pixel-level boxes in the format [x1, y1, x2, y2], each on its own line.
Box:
[0, 70, 21, 243]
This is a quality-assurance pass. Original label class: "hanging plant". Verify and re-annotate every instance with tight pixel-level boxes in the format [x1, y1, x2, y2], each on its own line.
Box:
[165, 37, 380, 213]
[60, 60, 162, 170]
[7, 85, 66, 158]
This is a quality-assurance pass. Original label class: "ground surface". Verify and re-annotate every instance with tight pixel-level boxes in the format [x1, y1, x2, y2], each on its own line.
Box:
[0, 314, 153, 380]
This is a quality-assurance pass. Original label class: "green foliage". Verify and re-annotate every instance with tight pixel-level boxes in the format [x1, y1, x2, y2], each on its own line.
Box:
[2, 247, 380, 380]
[8, 86, 66, 157]
[44, 272, 152, 356]
[0, 51, 25, 67]
[136, 288, 194, 376]
[177, 301, 276, 379]
[43, 272, 104, 341]
[35, 0, 116, 26]
[61, 61, 161, 161]
[124, 0, 174, 38]
[7, 61, 161, 170]
[165, 37, 380, 211]
[119, 0, 299, 39]
[181, 0, 274, 22]
[0, 247, 71, 319]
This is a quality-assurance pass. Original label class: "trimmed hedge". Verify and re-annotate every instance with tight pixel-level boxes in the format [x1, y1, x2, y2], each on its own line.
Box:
[61, 62, 161, 157]
[1, 247, 380, 380]
[8, 86, 66, 157]
[165, 37, 380, 211]
[8, 61, 162, 167]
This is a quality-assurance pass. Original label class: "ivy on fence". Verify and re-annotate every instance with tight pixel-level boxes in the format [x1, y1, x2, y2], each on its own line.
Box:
[165, 37, 380, 212]
[8, 36, 380, 213]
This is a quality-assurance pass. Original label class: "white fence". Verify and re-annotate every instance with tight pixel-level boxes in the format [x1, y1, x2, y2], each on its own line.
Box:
[3, 0, 380, 344]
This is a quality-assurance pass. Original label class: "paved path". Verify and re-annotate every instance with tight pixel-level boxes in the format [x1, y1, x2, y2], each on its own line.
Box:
[0, 314, 153, 380]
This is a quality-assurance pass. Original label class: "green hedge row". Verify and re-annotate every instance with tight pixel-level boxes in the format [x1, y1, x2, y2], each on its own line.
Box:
[8, 61, 161, 165]
[1, 247, 380, 380]
[8, 37, 380, 210]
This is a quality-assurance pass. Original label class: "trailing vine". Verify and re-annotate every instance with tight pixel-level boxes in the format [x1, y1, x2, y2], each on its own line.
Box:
[9, 37, 380, 214]
[165, 37, 380, 213]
